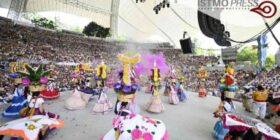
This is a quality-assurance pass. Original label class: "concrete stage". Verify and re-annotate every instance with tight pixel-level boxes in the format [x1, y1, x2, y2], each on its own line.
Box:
[0, 89, 252, 140]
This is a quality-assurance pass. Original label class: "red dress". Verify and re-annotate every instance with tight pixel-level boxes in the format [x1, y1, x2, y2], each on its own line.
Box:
[40, 87, 60, 99]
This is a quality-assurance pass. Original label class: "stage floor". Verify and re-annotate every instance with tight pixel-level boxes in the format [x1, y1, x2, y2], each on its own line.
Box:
[0, 89, 252, 140]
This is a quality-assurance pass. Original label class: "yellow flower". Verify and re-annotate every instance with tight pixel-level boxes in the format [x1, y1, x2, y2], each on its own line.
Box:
[27, 124, 36, 131]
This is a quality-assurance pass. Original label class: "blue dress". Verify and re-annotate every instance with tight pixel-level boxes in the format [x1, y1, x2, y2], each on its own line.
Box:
[2, 88, 27, 118]
[177, 84, 187, 102]
[213, 120, 229, 140]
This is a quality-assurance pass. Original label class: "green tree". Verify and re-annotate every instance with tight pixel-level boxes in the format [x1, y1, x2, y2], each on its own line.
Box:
[83, 21, 110, 38]
[265, 55, 275, 68]
[31, 17, 57, 29]
[237, 47, 275, 68]
[237, 47, 258, 64]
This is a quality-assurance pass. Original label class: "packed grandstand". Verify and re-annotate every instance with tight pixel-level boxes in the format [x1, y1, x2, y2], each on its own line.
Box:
[0, 0, 280, 140]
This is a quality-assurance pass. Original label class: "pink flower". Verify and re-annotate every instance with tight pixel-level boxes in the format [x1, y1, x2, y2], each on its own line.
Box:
[143, 133, 153, 140]
[132, 129, 142, 139]
[129, 114, 136, 119]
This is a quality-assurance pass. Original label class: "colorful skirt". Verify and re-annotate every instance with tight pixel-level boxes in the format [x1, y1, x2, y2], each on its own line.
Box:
[177, 91, 187, 102]
[23, 108, 59, 119]
[65, 93, 87, 110]
[2, 96, 27, 118]
[213, 120, 229, 140]
[92, 95, 113, 114]
[168, 90, 179, 105]
[146, 95, 164, 113]
[40, 89, 60, 99]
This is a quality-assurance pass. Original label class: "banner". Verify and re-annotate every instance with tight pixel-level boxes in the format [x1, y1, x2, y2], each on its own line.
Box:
[257, 34, 267, 69]
[9, 62, 27, 73]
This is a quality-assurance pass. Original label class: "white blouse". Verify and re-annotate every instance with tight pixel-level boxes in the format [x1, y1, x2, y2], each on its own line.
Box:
[27, 95, 44, 108]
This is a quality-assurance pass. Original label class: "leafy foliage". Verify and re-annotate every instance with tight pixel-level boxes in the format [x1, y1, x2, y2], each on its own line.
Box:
[237, 47, 275, 68]
[19, 65, 50, 85]
[31, 17, 57, 29]
[237, 47, 258, 64]
[83, 21, 110, 38]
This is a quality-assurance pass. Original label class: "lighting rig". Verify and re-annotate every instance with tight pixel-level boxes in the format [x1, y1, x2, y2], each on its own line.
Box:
[153, 0, 170, 14]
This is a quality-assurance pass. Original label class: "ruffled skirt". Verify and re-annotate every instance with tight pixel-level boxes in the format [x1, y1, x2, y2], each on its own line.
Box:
[40, 89, 60, 99]
[146, 95, 164, 113]
[168, 91, 179, 105]
[92, 95, 113, 114]
[2, 96, 27, 118]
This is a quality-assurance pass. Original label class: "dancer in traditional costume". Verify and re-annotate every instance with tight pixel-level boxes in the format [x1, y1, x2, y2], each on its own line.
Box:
[95, 61, 107, 87]
[241, 86, 254, 112]
[92, 61, 113, 114]
[163, 65, 176, 96]
[114, 53, 141, 114]
[18, 65, 59, 119]
[102, 109, 168, 140]
[213, 92, 236, 140]
[23, 91, 59, 119]
[92, 79, 113, 114]
[40, 81, 60, 99]
[197, 63, 208, 97]
[168, 79, 179, 104]
[2, 83, 27, 118]
[65, 84, 87, 110]
[253, 85, 268, 121]
[177, 76, 187, 102]
[216, 63, 238, 113]
[146, 62, 164, 113]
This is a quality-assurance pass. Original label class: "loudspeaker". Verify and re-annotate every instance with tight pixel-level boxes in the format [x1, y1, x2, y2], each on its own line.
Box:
[180, 38, 193, 54]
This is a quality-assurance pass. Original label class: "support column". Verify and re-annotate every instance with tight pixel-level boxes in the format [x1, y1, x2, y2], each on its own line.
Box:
[110, 0, 120, 38]
[7, 0, 27, 21]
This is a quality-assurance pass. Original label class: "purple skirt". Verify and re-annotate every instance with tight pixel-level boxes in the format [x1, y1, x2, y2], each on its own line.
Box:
[23, 108, 59, 119]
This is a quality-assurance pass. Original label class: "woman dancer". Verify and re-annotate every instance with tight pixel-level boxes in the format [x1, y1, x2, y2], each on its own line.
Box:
[92, 81, 113, 114]
[146, 62, 164, 113]
[177, 77, 187, 102]
[22, 91, 59, 119]
[2, 84, 27, 118]
[213, 91, 236, 140]
[65, 83, 87, 110]
[197, 63, 208, 97]
[114, 53, 141, 114]
[168, 79, 179, 104]
[163, 65, 176, 96]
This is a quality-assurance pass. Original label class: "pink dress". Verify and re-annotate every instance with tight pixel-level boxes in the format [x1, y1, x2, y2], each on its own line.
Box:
[168, 85, 179, 105]
[65, 89, 86, 110]
[146, 88, 164, 113]
[92, 91, 113, 114]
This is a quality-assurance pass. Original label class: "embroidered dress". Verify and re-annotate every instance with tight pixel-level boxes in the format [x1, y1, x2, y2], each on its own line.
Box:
[2, 88, 27, 118]
[102, 110, 168, 140]
[92, 88, 113, 114]
[65, 89, 87, 110]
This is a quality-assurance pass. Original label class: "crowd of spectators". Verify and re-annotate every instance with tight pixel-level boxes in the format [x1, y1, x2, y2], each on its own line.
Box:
[0, 16, 262, 96]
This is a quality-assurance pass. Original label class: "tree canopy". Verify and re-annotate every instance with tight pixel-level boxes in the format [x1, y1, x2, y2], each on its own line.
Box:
[82, 21, 110, 38]
[237, 47, 275, 68]
[31, 17, 57, 29]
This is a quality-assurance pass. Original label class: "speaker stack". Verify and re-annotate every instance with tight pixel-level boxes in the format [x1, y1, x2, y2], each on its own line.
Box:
[180, 38, 193, 54]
